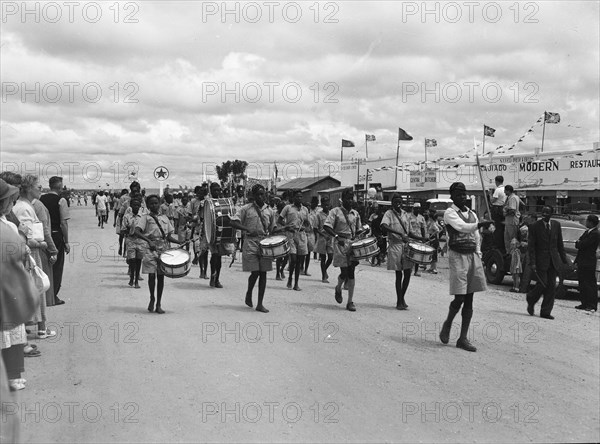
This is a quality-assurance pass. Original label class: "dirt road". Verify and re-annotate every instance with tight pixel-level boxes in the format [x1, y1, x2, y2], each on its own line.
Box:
[9, 206, 599, 443]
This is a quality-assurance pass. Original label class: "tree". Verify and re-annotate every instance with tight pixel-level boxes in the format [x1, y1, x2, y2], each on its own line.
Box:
[216, 160, 248, 185]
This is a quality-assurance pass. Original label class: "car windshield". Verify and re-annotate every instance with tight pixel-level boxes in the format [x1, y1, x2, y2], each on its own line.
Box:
[561, 227, 584, 243]
[430, 202, 450, 211]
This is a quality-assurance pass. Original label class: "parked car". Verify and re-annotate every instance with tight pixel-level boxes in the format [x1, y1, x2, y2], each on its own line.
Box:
[555, 219, 600, 297]
[425, 198, 454, 219]
[483, 218, 600, 297]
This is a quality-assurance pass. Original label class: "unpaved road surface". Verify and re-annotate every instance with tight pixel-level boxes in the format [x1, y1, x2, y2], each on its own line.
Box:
[9, 207, 599, 443]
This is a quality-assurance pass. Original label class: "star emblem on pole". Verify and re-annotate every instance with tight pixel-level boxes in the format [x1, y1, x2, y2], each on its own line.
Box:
[154, 166, 169, 181]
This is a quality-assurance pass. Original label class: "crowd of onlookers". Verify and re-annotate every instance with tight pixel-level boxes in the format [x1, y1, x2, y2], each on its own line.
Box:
[1, 174, 70, 395]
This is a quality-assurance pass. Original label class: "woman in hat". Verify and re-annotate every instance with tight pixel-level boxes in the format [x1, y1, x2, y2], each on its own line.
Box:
[0, 178, 33, 390]
[12, 175, 56, 339]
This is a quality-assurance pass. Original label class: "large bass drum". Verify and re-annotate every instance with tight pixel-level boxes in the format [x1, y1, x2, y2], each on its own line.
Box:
[204, 198, 236, 245]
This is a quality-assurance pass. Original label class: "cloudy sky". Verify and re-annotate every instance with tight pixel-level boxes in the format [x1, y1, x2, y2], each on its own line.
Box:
[1, 1, 598, 188]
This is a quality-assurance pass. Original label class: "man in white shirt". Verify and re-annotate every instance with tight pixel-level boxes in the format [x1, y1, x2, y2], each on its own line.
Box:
[490, 175, 506, 251]
[503, 185, 521, 253]
[96, 190, 108, 229]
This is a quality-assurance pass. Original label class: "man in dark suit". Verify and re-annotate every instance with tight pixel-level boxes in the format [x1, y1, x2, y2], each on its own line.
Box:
[574, 215, 599, 312]
[527, 206, 568, 319]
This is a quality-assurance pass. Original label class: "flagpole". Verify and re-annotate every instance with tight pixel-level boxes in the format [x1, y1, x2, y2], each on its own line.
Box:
[356, 157, 360, 191]
[475, 153, 492, 219]
[340, 142, 343, 163]
[424, 139, 428, 162]
[394, 130, 400, 189]
[365, 136, 368, 159]
[541, 112, 546, 153]
[482, 126, 486, 156]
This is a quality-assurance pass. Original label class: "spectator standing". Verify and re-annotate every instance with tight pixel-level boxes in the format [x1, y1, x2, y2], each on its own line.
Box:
[490, 175, 506, 251]
[503, 185, 522, 253]
[574, 215, 599, 312]
[39, 176, 70, 305]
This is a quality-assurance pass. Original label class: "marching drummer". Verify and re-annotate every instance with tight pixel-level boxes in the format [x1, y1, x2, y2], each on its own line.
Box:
[278, 190, 311, 291]
[207, 182, 233, 288]
[230, 184, 279, 313]
[135, 194, 182, 314]
[381, 194, 414, 310]
[323, 188, 362, 312]
[315, 197, 334, 283]
[121, 197, 145, 288]
[407, 202, 427, 276]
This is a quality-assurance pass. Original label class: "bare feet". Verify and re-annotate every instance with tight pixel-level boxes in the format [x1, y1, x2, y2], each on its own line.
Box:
[256, 305, 269, 313]
[245, 294, 253, 308]
[293, 285, 301, 291]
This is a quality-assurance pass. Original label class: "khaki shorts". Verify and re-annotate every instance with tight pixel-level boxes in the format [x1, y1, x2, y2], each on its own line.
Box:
[126, 237, 145, 260]
[286, 231, 308, 256]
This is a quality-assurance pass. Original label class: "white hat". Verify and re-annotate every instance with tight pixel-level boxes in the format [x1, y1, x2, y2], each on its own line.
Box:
[413, 202, 421, 208]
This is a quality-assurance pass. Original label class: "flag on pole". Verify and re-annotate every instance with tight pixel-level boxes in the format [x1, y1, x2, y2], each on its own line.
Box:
[128, 170, 138, 181]
[544, 111, 561, 124]
[342, 139, 355, 147]
[425, 138, 437, 148]
[484, 125, 496, 137]
[365, 134, 376, 141]
[274, 161, 278, 179]
[398, 128, 413, 141]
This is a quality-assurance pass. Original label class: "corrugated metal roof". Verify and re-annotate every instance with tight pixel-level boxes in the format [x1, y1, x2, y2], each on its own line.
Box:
[278, 176, 340, 190]
[318, 186, 352, 193]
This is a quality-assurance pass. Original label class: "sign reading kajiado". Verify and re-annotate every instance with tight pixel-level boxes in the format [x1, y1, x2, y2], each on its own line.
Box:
[476, 149, 599, 186]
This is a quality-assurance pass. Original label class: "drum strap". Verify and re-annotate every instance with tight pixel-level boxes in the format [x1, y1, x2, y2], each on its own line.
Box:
[341, 208, 357, 240]
[252, 204, 269, 235]
[149, 213, 167, 240]
[392, 210, 409, 236]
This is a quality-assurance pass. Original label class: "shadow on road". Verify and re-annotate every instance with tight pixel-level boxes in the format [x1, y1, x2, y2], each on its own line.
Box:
[289, 302, 344, 311]
[205, 303, 255, 312]
[357, 302, 397, 310]
[105, 305, 148, 314]
[171, 281, 207, 290]
[389, 335, 444, 350]
[491, 309, 539, 317]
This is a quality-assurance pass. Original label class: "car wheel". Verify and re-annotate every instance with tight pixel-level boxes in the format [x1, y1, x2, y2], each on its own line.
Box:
[484, 249, 506, 285]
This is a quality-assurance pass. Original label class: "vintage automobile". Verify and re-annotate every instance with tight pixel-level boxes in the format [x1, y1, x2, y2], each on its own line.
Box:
[483, 218, 600, 297]
[425, 198, 454, 219]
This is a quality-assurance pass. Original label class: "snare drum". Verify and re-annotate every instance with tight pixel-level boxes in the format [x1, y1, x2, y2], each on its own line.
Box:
[407, 242, 435, 265]
[259, 235, 290, 259]
[351, 237, 380, 259]
[204, 198, 236, 245]
[159, 249, 192, 278]
[356, 224, 372, 238]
